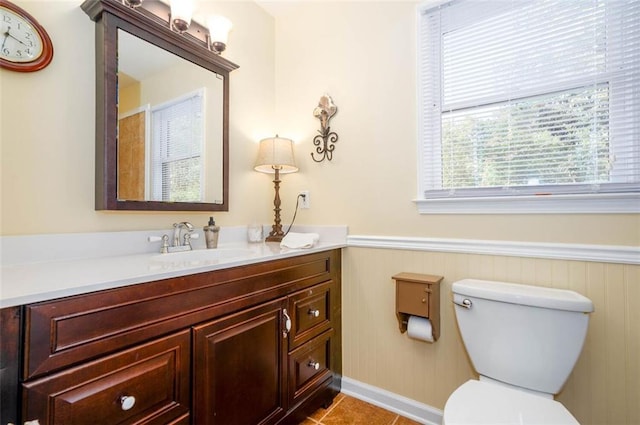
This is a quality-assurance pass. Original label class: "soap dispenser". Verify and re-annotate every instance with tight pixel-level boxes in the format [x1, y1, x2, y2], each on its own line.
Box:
[203, 217, 220, 249]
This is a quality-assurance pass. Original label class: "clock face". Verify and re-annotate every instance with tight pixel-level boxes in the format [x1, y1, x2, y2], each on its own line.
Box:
[0, 5, 44, 62]
[0, 0, 52, 72]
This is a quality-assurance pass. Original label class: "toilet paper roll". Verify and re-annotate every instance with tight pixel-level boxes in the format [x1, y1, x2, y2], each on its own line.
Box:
[407, 315, 434, 342]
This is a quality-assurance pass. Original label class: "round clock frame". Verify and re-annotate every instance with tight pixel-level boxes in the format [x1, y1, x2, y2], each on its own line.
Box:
[0, 0, 53, 72]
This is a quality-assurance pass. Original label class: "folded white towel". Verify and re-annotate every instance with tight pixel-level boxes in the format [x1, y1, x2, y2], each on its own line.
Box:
[280, 232, 320, 249]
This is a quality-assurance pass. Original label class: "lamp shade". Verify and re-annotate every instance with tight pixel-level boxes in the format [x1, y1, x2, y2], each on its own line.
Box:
[254, 136, 298, 174]
[170, 0, 193, 29]
[207, 15, 233, 45]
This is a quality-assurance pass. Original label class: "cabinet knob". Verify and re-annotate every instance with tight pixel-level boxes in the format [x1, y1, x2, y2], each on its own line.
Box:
[120, 395, 136, 411]
[308, 308, 320, 318]
[421, 298, 427, 303]
[308, 361, 320, 370]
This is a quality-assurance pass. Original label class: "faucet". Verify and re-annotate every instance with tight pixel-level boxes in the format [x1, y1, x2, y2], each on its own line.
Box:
[170, 222, 194, 252]
[148, 222, 197, 254]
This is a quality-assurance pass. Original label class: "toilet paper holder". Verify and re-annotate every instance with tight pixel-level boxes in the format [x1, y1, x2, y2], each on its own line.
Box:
[392, 272, 443, 341]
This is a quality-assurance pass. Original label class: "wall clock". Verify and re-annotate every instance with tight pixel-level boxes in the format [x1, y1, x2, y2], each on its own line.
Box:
[0, 0, 53, 72]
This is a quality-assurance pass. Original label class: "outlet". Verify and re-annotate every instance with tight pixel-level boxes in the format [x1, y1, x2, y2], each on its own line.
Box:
[299, 190, 310, 209]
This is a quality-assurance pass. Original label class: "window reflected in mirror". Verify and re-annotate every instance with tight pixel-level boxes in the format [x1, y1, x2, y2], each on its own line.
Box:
[117, 29, 224, 204]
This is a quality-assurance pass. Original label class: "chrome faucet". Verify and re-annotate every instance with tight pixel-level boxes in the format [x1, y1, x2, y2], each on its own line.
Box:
[170, 222, 194, 252]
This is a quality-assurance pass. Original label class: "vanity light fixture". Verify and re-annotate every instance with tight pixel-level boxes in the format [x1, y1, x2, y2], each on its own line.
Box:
[254, 136, 299, 242]
[207, 15, 233, 54]
[170, 0, 194, 33]
[116, 0, 233, 55]
[123, 0, 143, 8]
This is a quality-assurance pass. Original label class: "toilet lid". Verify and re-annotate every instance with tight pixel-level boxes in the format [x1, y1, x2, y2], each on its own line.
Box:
[443, 380, 579, 425]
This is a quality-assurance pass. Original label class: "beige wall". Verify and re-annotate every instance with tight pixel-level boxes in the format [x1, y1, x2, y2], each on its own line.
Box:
[271, 1, 639, 247]
[118, 78, 140, 114]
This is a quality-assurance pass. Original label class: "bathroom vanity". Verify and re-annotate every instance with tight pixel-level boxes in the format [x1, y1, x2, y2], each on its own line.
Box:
[0, 248, 342, 425]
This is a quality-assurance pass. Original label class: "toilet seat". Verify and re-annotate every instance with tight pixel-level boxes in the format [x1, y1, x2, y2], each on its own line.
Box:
[443, 380, 579, 425]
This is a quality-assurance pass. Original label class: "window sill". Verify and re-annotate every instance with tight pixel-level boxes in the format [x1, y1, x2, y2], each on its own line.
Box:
[414, 193, 640, 214]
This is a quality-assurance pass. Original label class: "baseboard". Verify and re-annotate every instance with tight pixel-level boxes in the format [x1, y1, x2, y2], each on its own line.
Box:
[341, 376, 443, 425]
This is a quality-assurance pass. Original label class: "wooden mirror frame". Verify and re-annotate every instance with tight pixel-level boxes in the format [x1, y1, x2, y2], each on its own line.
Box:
[82, 0, 239, 211]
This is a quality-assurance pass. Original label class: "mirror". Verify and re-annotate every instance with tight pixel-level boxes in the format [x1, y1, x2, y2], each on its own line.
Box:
[82, 0, 238, 211]
[118, 30, 224, 204]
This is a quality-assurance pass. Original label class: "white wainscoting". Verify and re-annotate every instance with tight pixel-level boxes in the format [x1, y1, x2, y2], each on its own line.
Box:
[347, 235, 639, 265]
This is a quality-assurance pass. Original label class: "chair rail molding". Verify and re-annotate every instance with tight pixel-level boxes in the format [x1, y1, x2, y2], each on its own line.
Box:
[347, 235, 640, 265]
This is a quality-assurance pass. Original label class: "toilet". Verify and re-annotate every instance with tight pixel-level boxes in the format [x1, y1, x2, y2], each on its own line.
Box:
[443, 279, 594, 425]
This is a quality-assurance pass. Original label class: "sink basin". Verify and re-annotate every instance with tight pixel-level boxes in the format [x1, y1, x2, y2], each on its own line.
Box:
[150, 248, 254, 264]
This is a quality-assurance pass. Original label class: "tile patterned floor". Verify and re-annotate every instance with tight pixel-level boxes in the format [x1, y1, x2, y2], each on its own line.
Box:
[299, 393, 423, 425]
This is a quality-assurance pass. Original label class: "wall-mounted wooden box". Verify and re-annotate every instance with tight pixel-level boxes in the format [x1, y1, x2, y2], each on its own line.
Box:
[392, 272, 443, 341]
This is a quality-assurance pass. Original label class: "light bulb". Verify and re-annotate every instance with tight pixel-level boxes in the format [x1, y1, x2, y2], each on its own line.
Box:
[170, 0, 194, 33]
[207, 15, 232, 54]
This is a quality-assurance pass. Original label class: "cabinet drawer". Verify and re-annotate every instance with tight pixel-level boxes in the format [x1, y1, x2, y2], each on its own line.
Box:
[288, 330, 333, 405]
[22, 330, 190, 425]
[289, 281, 332, 349]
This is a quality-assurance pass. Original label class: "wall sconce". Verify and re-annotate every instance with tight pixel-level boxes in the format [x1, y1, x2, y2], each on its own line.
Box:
[170, 0, 194, 33]
[207, 15, 232, 54]
[254, 136, 299, 242]
[311, 94, 339, 162]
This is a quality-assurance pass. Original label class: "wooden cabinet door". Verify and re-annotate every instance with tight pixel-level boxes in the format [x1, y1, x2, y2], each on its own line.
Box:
[193, 298, 288, 425]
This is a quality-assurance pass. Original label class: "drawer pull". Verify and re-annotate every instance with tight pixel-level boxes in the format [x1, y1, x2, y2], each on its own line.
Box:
[308, 308, 320, 318]
[120, 395, 136, 411]
[308, 361, 320, 370]
[283, 309, 292, 337]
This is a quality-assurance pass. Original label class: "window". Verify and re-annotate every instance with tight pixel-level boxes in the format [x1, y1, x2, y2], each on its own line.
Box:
[417, 0, 640, 213]
[151, 89, 205, 202]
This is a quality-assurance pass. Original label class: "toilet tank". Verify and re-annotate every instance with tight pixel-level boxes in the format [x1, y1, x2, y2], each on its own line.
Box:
[452, 279, 593, 395]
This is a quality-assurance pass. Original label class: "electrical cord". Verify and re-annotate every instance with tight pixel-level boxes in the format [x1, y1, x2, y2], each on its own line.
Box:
[284, 194, 305, 237]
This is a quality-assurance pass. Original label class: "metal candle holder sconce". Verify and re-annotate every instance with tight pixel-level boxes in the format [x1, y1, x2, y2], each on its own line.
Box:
[311, 95, 338, 162]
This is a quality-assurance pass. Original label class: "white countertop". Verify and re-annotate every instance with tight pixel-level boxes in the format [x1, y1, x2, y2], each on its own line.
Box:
[0, 226, 347, 308]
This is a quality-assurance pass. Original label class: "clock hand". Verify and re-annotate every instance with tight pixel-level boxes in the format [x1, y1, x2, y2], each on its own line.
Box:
[1, 27, 9, 51]
[6, 30, 27, 46]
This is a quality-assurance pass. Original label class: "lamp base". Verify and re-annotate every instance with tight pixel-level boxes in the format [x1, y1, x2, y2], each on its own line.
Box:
[265, 168, 285, 243]
[265, 233, 284, 243]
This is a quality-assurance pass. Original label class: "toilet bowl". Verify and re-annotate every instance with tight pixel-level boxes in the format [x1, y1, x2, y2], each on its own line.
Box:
[443, 279, 593, 425]
[443, 380, 578, 425]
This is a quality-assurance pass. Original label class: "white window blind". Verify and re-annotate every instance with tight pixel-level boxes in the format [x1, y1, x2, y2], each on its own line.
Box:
[418, 0, 640, 204]
[151, 90, 204, 202]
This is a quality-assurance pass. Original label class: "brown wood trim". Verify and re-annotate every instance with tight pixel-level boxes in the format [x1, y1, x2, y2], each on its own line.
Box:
[81, 0, 238, 211]
[0, 306, 22, 425]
